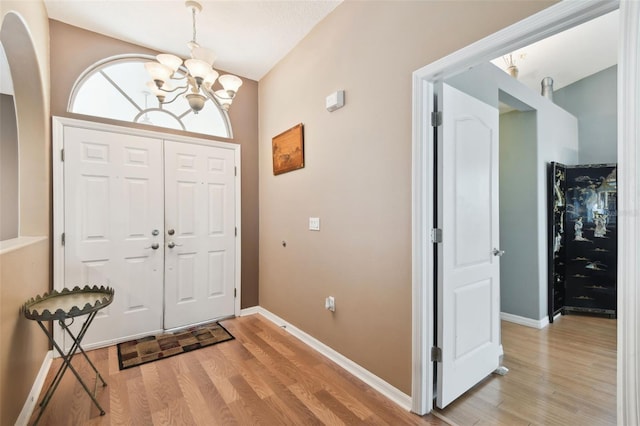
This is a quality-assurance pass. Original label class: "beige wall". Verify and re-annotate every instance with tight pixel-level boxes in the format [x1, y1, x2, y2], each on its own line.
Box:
[259, 0, 554, 394]
[0, 239, 50, 424]
[0, 1, 51, 424]
[49, 20, 260, 307]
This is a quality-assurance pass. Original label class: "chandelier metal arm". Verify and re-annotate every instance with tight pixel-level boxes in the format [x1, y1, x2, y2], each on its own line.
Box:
[158, 83, 190, 95]
[159, 86, 191, 105]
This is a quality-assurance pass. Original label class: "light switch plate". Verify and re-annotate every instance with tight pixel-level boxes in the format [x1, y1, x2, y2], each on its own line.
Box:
[309, 217, 320, 231]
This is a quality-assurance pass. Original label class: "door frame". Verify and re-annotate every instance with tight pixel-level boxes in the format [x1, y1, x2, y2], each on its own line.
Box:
[410, 1, 639, 422]
[52, 116, 243, 338]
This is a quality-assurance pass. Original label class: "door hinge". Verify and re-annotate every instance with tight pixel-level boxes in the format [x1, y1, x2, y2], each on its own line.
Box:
[234, 288, 237, 298]
[61, 232, 65, 246]
[431, 111, 442, 127]
[430, 228, 443, 243]
[431, 346, 442, 363]
[61, 149, 65, 161]
[235, 227, 237, 237]
[234, 166, 237, 176]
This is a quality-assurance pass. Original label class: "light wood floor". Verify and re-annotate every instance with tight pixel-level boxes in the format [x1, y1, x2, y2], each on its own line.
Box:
[29, 313, 616, 425]
[30, 314, 445, 425]
[436, 314, 617, 426]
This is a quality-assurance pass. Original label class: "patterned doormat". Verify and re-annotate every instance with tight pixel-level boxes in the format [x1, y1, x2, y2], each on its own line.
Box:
[117, 322, 234, 370]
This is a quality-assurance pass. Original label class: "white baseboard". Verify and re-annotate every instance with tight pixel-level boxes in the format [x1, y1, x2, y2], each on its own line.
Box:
[16, 350, 53, 426]
[239, 306, 260, 316]
[500, 312, 549, 329]
[254, 307, 413, 411]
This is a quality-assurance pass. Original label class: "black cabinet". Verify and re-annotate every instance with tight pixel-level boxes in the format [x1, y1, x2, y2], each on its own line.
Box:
[548, 162, 617, 322]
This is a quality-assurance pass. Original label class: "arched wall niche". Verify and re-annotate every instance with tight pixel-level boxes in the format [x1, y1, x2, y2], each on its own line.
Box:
[0, 11, 49, 237]
[0, 5, 51, 425]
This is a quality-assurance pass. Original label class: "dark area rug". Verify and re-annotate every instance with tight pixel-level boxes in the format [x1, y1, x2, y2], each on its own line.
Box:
[117, 322, 234, 370]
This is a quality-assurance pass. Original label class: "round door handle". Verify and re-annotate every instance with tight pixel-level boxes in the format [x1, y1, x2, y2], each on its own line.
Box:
[167, 229, 175, 235]
[493, 248, 505, 257]
[145, 243, 160, 250]
[168, 241, 182, 249]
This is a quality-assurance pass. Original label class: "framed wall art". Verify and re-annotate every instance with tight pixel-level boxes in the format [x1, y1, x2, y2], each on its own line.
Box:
[272, 123, 304, 175]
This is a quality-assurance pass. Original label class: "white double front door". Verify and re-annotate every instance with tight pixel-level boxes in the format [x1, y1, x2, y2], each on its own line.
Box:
[59, 122, 237, 349]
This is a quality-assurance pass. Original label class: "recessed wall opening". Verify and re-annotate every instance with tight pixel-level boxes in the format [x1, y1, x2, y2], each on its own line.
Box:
[0, 43, 19, 240]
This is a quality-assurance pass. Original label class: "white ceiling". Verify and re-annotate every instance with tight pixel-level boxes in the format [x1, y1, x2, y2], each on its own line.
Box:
[43, 0, 343, 81]
[3, 3, 618, 92]
[491, 9, 618, 94]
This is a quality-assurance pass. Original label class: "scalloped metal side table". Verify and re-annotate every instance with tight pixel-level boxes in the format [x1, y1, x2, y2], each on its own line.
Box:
[22, 285, 114, 425]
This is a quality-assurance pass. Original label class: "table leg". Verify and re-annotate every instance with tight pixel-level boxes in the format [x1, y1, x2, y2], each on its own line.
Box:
[32, 311, 107, 425]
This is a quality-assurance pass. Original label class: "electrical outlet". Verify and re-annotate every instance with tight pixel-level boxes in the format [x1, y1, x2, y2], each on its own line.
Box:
[325, 296, 335, 312]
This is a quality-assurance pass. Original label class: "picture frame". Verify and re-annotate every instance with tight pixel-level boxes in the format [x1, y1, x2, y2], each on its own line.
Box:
[272, 123, 304, 175]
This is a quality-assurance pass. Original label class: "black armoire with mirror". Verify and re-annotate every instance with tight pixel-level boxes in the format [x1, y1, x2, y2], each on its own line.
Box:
[548, 162, 617, 322]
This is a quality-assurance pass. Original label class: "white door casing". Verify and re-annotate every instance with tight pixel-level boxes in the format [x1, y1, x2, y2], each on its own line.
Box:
[436, 83, 501, 408]
[163, 140, 236, 329]
[62, 126, 165, 349]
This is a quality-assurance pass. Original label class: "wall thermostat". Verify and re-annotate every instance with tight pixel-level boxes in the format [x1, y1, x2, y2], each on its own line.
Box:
[326, 90, 345, 112]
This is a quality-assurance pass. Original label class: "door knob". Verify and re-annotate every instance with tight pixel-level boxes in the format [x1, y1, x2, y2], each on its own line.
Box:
[493, 248, 505, 257]
[145, 243, 160, 250]
[151, 229, 160, 236]
[167, 241, 182, 249]
[167, 229, 175, 235]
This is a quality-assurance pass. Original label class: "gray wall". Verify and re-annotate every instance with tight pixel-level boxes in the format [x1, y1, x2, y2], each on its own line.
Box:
[447, 62, 579, 322]
[0, 93, 18, 240]
[499, 111, 539, 319]
[554, 65, 617, 164]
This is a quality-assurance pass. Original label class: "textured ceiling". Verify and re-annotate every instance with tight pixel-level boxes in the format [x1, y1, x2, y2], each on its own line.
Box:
[43, 0, 343, 81]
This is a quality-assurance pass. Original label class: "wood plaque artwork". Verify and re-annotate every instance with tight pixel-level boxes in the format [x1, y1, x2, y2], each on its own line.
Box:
[272, 123, 304, 175]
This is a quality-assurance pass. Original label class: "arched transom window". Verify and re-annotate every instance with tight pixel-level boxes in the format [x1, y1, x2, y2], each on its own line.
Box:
[69, 54, 232, 138]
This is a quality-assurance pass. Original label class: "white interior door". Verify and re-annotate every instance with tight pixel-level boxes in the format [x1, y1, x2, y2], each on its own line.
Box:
[436, 83, 501, 408]
[63, 126, 164, 349]
[163, 140, 236, 329]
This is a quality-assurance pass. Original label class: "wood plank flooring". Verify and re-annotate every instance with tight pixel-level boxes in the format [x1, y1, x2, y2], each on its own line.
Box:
[435, 314, 617, 426]
[29, 314, 445, 425]
[28, 313, 616, 425]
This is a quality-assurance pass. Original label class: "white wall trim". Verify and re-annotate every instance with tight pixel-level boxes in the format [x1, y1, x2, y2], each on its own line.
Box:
[239, 306, 260, 316]
[16, 350, 52, 426]
[411, 0, 623, 416]
[253, 307, 413, 411]
[0, 235, 46, 255]
[410, 75, 434, 415]
[500, 312, 549, 330]
[617, 1, 640, 424]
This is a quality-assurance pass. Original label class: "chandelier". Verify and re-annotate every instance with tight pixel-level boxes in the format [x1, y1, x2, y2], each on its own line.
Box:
[144, 0, 242, 113]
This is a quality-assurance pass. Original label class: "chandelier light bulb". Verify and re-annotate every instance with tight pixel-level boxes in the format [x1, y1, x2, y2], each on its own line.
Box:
[218, 74, 243, 96]
[203, 69, 220, 91]
[156, 54, 183, 75]
[144, 62, 172, 88]
[185, 58, 211, 86]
